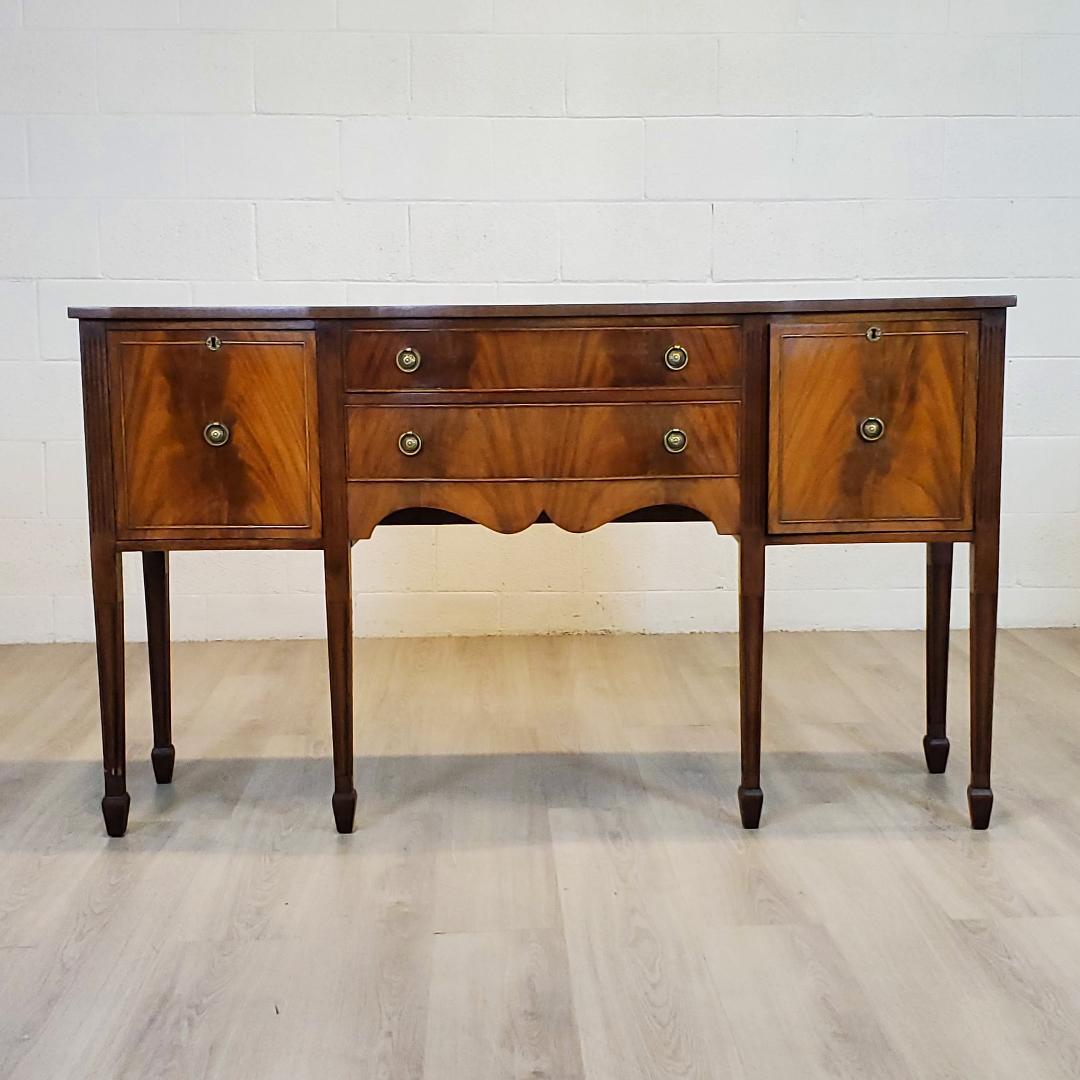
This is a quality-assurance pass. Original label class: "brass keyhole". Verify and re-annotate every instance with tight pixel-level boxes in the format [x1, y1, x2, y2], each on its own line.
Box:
[206, 335, 223, 351]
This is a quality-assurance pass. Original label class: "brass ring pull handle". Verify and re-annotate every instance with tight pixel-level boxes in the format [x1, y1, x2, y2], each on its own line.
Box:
[203, 421, 230, 447]
[663, 428, 688, 454]
[664, 344, 689, 371]
[398, 431, 423, 456]
[858, 417, 885, 442]
[206, 335, 223, 351]
[865, 326, 883, 342]
[396, 347, 422, 373]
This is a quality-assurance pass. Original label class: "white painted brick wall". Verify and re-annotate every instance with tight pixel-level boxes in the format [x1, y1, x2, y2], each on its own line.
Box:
[342, 117, 494, 200]
[100, 200, 256, 279]
[30, 115, 185, 198]
[410, 37, 565, 116]
[256, 201, 408, 280]
[0, 117, 25, 194]
[0, 3, 1078, 643]
[411, 203, 559, 282]
[99, 32, 255, 113]
[186, 116, 339, 199]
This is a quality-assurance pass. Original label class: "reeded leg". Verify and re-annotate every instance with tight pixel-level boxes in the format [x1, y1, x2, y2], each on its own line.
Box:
[968, 533, 999, 829]
[143, 551, 174, 784]
[738, 537, 766, 829]
[324, 542, 356, 834]
[924, 542, 953, 774]
[91, 549, 129, 837]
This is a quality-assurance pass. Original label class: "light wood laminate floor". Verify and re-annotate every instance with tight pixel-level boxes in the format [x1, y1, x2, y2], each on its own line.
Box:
[1, 629, 1079, 1080]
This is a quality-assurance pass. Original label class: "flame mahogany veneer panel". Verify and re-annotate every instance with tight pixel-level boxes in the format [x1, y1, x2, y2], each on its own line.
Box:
[347, 402, 740, 482]
[768, 319, 978, 534]
[346, 478, 741, 538]
[344, 325, 742, 392]
[109, 329, 321, 541]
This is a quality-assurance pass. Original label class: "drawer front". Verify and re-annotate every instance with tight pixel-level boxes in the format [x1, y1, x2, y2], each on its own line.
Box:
[348, 402, 740, 481]
[344, 325, 741, 392]
[769, 319, 977, 534]
[110, 329, 320, 535]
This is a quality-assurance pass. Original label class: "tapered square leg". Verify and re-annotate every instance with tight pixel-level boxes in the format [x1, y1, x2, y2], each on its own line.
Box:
[150, 746, 175, 785]
[737, 785, 764, 830]
[967, 787, 994, 830]
[324, 541, 355, 834]
[332, 789, 357, 833]
[101, 789, 131, 838]
[968, 533, 999, 829]
[91, 549, 128, 837]
[738, 537, 766, 829]
[965, 309, 1006, 829]
[143, 551, 174, 784]
[922, 736, 950, 775]
[924, 542, 953, 774]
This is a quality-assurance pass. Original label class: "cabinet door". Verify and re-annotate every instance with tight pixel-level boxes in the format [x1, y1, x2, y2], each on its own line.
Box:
[110, 329, 320, 539]
[768, 319, 977, 534]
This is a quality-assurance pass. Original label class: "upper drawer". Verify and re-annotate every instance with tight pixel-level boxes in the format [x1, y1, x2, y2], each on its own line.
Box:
[347, 402, 739, 481]
[109, 329, 320, 537]
[344, 325, 742, 393]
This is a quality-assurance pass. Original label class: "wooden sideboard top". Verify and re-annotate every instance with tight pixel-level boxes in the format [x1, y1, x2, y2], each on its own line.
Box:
[68, 295, 1017, 321]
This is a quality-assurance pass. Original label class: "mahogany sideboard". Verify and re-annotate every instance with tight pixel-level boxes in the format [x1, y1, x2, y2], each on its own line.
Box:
[71, 297, 1015, 837]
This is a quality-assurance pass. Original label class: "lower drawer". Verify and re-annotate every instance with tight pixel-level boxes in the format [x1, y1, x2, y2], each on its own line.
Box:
[347, 402, 740, 481]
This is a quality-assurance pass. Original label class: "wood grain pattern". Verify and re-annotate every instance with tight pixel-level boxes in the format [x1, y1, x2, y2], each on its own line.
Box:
[766, 529, 973, 546]
[768, 320, 978, 534]
[348, 478, 740, 538]
[924, 542, 953, 774]
[968, 310, 1008, 829]
[738, 316, 769, 829]
[345, 324, 741, 392]
[4, 628, 1074, 1079]
[142, 550, 174, 785]
[348, 402, 739, 482]
[68, 295, 1017, 320]
[71, 298, 1012, 835]
[110, 329, 321, 539]
[315, 321, 357, 834]
[79, 319, 129, 838]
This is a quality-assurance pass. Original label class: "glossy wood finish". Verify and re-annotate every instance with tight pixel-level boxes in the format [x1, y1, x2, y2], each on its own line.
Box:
[110, 329, 321, 540]
[924, 542, 953, 774]
[737, 315, 769, 829]
[73, 297, 1013, 835]
[345, 324, 742, 392]
[142, 550, 174, 785]
[347, 402, 740, 482]
[79, 320, 130, 837]
[70, 295, 1017, 320]
[769, 320, 977, 533]
[347, 477, 741, 539]
[315, 322, 357, 834]
[968, 310, 1008, 829]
